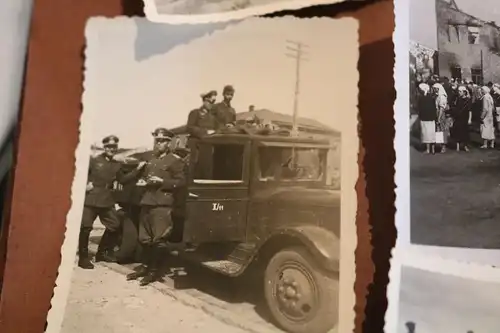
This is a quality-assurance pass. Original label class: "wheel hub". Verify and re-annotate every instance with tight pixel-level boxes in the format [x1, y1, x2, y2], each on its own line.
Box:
[275, 265, 318, 321]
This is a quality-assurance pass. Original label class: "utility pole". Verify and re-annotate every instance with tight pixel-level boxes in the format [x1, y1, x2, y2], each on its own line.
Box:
[286, 40, 309, 137]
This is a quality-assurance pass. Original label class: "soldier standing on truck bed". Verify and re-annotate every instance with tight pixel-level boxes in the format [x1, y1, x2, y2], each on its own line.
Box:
[79, 135, 146, 269]
[186, 90, 218, 139]
[213, 85, 236, 128]
[126, 127, 186, 286]
[187, 90, 219, 180]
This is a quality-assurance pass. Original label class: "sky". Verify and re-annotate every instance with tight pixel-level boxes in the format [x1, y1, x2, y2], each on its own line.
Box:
[83, 16, 359, 148]
[411, 0, 500, 49]
[410, 0, 438, 49]
[452, 0, 500, 26]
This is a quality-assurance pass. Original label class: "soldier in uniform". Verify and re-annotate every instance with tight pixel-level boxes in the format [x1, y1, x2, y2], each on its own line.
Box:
[187, 90, 219, 180]
[187, 90, 218, 139]
[79, 135, 146, 269]
[213, 85, 236, 128]
[126, 128, 186, 286]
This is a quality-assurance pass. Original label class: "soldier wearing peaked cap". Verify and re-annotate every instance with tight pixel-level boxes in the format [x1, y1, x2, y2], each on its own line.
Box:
[186, 90, 219, 139]
[79, 135, 147, 269]
[126, 127, 186, 286]
[213, 85, 236, 128]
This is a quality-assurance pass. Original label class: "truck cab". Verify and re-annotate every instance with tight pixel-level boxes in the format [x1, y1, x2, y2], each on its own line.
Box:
[115, 132, 341, 333]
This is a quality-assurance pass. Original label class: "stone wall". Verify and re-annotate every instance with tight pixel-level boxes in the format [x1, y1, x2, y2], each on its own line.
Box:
[436, 0, 500, 83]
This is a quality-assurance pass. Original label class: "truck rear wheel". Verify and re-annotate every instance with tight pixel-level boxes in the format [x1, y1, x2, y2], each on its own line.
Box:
[264, 246, 338, 333]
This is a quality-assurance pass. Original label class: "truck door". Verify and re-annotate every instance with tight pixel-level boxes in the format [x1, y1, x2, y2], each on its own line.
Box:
[183, 139, 250, 243]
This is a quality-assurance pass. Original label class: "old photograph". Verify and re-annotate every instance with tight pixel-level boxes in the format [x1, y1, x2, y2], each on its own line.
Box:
[143, 0, 349, 24]
[409, 0, 500, 250]
[397, 264, 500, 333]
[45, 16, 359, 333]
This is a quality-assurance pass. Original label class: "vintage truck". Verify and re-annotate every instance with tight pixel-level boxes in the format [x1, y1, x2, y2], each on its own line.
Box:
[113, 132, 341, 333]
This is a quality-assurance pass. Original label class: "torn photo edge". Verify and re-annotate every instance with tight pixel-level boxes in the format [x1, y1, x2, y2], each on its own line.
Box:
[44, 15, 360, 333]
[143, 0, 349, 25]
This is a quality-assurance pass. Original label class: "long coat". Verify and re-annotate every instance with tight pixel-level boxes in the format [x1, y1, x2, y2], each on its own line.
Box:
[480, 93, 496, 140]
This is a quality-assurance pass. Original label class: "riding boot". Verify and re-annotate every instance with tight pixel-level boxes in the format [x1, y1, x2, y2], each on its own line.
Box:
[78, 228, 94, 269]
[140, 247, 161, 286]
[127, 245, 151, 281]
[95, 230, 117, 263]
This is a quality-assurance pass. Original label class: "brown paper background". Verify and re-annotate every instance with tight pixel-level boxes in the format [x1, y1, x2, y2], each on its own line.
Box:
[0, 0, 395, 332]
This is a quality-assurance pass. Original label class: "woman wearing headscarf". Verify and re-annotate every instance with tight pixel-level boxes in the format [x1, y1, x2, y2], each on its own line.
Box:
[448, 80, 459, 109]
[491, 83, 500, 133]
[451, 86, 472, 152]
[433, 83, 451, 153]
[417, 83, 437, 154]
[479, 86, 496, 148]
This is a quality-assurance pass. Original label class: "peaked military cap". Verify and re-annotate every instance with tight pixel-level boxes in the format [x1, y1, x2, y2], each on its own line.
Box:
[152, 127, 174, 140]
[102, 135, 119, 146]
[223, 85, 235, 94]
[200, 90, 217, 100]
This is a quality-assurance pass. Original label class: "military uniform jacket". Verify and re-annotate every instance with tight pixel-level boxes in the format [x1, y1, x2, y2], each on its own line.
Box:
[116, 151, 155, 206]
[85, 154, 141, 208]
[140, 152, 186, 207]
[187, 107, 218, 139]
[213, 101, 236, 127]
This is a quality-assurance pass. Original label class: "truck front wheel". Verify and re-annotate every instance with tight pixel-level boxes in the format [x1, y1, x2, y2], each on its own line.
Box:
[264, 246, 339, 333]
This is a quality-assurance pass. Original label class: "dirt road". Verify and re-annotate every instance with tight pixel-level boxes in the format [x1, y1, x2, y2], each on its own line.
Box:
[61, 264, 253, 333]
[410, 143, 500, 248]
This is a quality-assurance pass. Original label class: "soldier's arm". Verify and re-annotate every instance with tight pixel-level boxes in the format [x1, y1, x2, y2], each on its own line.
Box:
[187, 110, 208, 138]
[87, 157, 96, 179]
[116, 164, 144, 184]
[160, 160, 186, 191]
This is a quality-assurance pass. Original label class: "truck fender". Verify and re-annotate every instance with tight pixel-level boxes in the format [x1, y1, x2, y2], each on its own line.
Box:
[261, 225, 340, 273]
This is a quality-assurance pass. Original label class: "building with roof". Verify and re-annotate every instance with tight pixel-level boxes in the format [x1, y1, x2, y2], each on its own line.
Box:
[436, 0, 500, 84]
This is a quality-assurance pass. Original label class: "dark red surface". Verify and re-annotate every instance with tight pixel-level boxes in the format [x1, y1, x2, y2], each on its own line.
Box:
[0, 1, 395, 332]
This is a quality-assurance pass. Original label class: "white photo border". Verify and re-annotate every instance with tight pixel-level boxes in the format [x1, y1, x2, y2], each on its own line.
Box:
[45, 15, 361, 333]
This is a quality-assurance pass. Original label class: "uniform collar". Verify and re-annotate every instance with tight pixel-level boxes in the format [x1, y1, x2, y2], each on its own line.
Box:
[100, 153, 114, 162]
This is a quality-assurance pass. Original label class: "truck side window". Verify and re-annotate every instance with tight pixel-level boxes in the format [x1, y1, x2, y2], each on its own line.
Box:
[193, 143, 245, 183]
[258, 147, 325, 181]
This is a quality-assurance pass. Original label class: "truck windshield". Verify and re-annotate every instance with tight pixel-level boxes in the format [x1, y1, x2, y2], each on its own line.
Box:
[258, 146, 325, 182]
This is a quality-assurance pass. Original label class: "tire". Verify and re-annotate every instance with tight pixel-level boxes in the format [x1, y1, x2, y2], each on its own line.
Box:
[115, 210, 140, 264]
[264, 246, 339, 333]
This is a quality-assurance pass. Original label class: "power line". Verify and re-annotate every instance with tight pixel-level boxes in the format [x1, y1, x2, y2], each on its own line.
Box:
[285, 40, 309, 136]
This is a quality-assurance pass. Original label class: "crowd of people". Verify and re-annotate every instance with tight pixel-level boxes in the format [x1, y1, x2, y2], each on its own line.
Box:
[412, 74, 500, 154]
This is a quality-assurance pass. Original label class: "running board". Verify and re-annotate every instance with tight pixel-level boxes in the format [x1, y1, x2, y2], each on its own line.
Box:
[201, 260, 243, 276]
[179, 242, 257, 277]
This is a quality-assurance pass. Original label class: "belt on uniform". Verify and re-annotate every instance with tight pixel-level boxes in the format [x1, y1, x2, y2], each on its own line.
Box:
[93, 184, 114, 190]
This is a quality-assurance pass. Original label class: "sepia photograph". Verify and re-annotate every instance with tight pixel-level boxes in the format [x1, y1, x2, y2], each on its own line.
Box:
[408, 0, 500, 250]
[143, 0, 351, 24]
[397, 264, 500, 333]
[45, 16, 359, 333]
